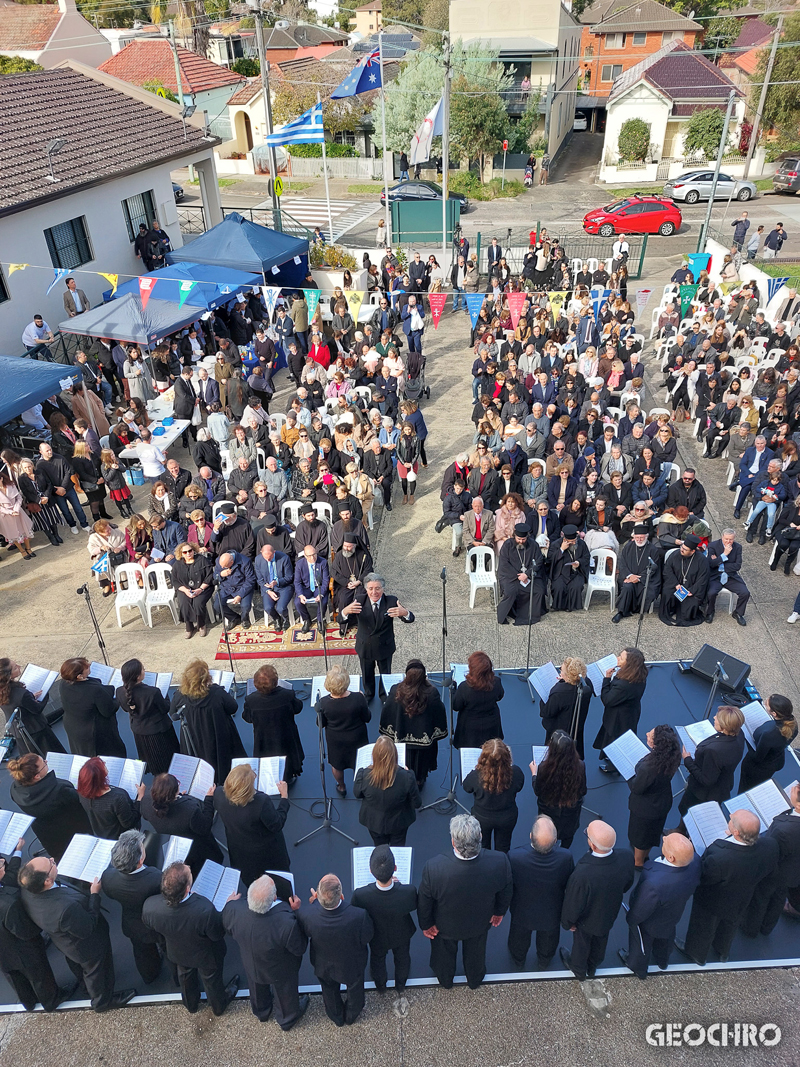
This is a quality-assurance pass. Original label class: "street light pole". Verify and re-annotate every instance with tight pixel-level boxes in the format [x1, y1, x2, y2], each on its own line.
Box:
[743, 13, 783, 180]
[249, 3, 288, 230]
[698, 90, 737, 254]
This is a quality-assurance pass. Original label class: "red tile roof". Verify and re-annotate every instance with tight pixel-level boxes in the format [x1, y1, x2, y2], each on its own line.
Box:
[0, 0, 61, 51]
[610, 41, 739, 103]
[227, 81, 261, 106]
[734, 46, 762, 75]
[98, 39, 244, 95]
[734, 16, 772, 49]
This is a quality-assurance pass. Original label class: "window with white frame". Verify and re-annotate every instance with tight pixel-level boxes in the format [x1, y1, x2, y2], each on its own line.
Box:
[601, 63, 623, 81]
[632, 31, 647, 46]
[605, 32, 625, 49]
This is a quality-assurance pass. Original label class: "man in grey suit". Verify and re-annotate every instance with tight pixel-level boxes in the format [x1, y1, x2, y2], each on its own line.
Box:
[100, 830, 163, 985]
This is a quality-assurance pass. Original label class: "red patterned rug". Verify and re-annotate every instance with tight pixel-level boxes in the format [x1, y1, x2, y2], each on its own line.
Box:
[215, 622, 357, 659]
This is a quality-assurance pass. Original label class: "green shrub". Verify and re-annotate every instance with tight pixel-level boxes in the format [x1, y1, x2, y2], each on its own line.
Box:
[618, 118, 650, 162]
[288, 143, 357, 158]
[309, 244, 358, 270]
[683, 108, 730, 160]
[449, 172, 525, 200]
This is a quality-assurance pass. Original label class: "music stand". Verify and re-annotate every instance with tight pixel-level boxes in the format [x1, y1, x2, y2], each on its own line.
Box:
[567, 682, 602, 820]
[316, 597, 329, 673]
[295, 702, 358, 848]
[8, 709, 44, 759]
[703, 660, 729, 721]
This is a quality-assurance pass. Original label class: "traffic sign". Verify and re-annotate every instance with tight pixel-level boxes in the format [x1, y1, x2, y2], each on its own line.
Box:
[502, 139, 508, 151]
[156, 87, 167, 98]
[274, 176, 283, 197]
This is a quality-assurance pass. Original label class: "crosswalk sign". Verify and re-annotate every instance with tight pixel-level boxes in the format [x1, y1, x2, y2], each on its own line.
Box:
[274, 176, 283, 197]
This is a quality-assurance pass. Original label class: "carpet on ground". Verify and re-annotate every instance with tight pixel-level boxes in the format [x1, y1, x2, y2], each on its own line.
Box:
[215, 622, 357, 659]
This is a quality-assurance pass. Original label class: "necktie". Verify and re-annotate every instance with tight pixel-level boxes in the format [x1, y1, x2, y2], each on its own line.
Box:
[309, 565, 316, 592]
[268, 561, 275, 583]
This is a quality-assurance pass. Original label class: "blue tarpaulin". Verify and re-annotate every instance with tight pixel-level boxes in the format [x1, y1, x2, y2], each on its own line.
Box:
[112, 262, 261, 310]
[0, 356, 79, 427]
[58, 293, 202, 346]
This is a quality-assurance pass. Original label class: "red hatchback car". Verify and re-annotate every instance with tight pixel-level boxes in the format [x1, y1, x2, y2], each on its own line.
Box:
[583, 195, 682, 237]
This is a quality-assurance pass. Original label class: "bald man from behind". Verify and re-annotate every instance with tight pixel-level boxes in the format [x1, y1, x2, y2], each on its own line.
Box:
[676, 809, 779, 966]
[619, 833, 700, 979]
[560, 820, 634, 981]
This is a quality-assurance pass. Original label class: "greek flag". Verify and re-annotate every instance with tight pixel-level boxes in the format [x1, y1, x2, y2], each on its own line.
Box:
[265, 103, 325, 148]
[91, 552, 109, 575]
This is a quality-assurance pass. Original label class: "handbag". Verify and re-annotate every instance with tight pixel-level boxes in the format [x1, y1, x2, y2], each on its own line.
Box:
[675, 405, 687, 423]
[108, 547, 127, 568]
[406, 469, 417, 484]
[25, 501, 42, 514]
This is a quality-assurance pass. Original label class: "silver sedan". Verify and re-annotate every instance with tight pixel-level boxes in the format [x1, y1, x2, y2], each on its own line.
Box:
[663, 171, 757, 204]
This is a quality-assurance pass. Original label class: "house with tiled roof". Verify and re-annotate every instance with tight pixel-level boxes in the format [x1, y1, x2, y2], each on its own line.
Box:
[0, 0, 111, 69]
[353, 0, 382, 36]
[0, 62, 223, 346]
[718, 16, 774, 95]
[599, 41, 746, 182]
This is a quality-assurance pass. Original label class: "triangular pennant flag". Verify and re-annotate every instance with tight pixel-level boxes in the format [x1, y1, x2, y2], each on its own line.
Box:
[507, 292, 527, 331]
[47, 268, 69, 295]
[304, 289, 320, 319]
[177, 280, 197, 308]
[465, 293, 486, 329]
[8, 264, 28, 275]
[98, 272, 118, 294]
[346, 290, 364, 320]
[261, 286, 281, 317]
[767, 276, 790, 303]
[635, 288, 652, 314]
[547, 291, 565, 319]
[591, 288, 610, 318]
[428, 292, 447, 329]
[139, 276, 156, 311]
[679, 284, 698, 319]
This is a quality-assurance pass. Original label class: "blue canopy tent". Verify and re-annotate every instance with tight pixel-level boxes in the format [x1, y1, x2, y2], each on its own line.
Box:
[166, 212, 309, 288]
[58, 293, 202, 346]
[0, 356, 79, 427]
[112, 263, 261, 311]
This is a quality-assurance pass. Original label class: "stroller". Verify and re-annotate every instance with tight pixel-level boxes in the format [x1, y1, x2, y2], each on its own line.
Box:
[524, 164, 533, 187]
[402, 350, 430, 401]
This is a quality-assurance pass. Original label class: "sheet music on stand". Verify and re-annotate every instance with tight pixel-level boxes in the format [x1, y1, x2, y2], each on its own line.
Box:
[100, 756, 145, 800]
[460, 747, 481, 779]
[740, 700, 772, 748]
[168, 754, 215, 799]
[209, 670, 235, 693]
[676, 720, 717, 757]
[355, 742, 406, 773]
[46, 752, 88, 787]
[726, 779, 791, 829]
[88, 662, 115, 687]
[142, 671, 173, 698]
[379, 673, 404, 691]
[352, 846, 412, 890]
[527, 662, 560, 704]
[19, 664, 59, 700]
[58, 834, 114, 882]
[682, 801, 729, 856]
[604, 730, 650, 780]
[265, 869, 295, 902]
[162, 835, 192, 870]
[585, 655, 618, 695]
[531, 745, 548, 766]
[0, 810, 34, 853]
[450, 664, 468, 687]
[193, 860, 241, 911]
[231, 756, 286, 794]
[311, 674, 362, 707]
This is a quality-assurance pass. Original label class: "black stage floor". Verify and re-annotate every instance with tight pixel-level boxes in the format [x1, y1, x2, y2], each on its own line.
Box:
[1, 661, 799, 1012]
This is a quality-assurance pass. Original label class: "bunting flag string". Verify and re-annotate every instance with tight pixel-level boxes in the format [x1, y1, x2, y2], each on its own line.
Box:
[679, 284, 698, 319]
[8, 264, 28, 275]
[98, 273, 119, 295]
[507, 292, 527, 331]
[139, 276, 157, 312]
[261, 286, 281, 317]
[427, 292, 447, 328]
[687, 253, 711, 278]
[346, 290, 364, 320]
[590, 288, 610, 318]
[46, 268, 69, 295]
[767, 276, 790, 303]
[465, 293, 486, 329]
[636, 288, 653, 314]
[547, 291, 566, 319]
[177, 280, 198, 308]
[303, 289, 321, 319]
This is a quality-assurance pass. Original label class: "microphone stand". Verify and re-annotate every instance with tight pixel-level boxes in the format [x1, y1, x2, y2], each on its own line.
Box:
[76, 584, 108, 665]
[295, 703, 358, 847]
[316, 596, 329, 672]
[5, 709, 44, 759]
[633, 558, 656, 651]
[214, 578, 237, 683]
[568, 682, 602, 819]
[702, 661, 728, 721]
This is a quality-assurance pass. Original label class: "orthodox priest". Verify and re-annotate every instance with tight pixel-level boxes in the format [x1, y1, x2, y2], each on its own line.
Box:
[612, 525, 662, 623]
[659, 534, 709, 626]
[549, 524, 591, 612]
[497, 523, 546, 625]
[331, 538, 374, 637]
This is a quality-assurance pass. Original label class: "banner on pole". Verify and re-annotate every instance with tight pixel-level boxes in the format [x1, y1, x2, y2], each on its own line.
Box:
[303, 289, 320, 319]
[138, 276, 156, 311]
[636, 288, 653, 315]
[679, 284, 698, 319]
[346, 290, 364, 320]
[428, 292, 447, 328]
[547, 291, 565, 319]
[507, 292, 527, 331]
[261, 286, 281, 317]
[177, 280, 197, 308]
[465, 293, 486, 329]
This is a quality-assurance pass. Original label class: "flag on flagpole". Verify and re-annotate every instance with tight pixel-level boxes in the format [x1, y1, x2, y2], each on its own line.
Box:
[265, 103, 324, 148]
[409, 97, 443, 166]
[177, 281, 197, 308]
[261, 286, 282, 317]
[139, 276, 156, 311]
[330, 49, 382, 98]
[428, 293, 447, 328]
[46, 268, 69, 295]
[8, 264, 28, 275]
[98, 273, 118, 294]
[304, 289, 320, 319]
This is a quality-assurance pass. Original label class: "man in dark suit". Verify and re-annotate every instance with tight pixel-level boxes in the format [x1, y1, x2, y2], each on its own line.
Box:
[705, 529, 749, 625]
[222, 874, 309, 1029]
[507, 816, 574, 969]
[487, 236, 502, 275]
[255, 543, 295, 631]
[298, 873, 373, 1025]
[19, 856, 136, 1012]
[351, 845, 417, 994]
[173, 366, 200, 448]
[100, 830, 163, 985]
[745, 782, 800, 936]
[619, 833, 700, 979]
[418, 814, 513, 989]
[142, 862, 239, 1015]
[734, 436, 773, 518]
[677, 810, 779, 965]
[293, 544, 331, 633]
[196, 368, 220, 411]
[576, 310, 600, 354]
[560, 820, 635, 981]
[341, 573, 415, 701]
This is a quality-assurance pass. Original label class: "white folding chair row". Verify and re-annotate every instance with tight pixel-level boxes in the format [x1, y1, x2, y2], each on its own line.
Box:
[114, 563, 147, 628]
[583, 548, 617, 612]
[270, 412, 287, 433]
[219, 448, 233, 481]
[281, 500, 303, 527]
[663, 461, 681, 485]
[352, 386, 373, 405]
[465, 546, 498, 609]
[143, 561, 180, 627]
[649, 307, 662, 339]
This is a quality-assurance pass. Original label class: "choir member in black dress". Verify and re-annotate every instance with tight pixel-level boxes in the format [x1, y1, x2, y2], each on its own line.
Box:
[8, 754, 91, 861]
[452, 651, 505, 749]
[548, 524, 590, 612]
[462, 739, 525, 852]
[214, 764, 290, 887]
[627, 725, 682, 869]
[77, 757, 143, 839]
[243, 665, 305, 780]
[140, 772, 223, 876]
[172, 543, 214, 639]
[678, 705, 746, 816]
[353, 735, 421, 846]
[739, 693, 798, 793]
[0, 658, 65, 755]
[496, 523, 546, 625]
[116, 659, 179, 776]
[59, 657, 126, 758]
[170, 660, 245, 783]
[539, 657, 593, 759]
[530, 730, 586, 848]
[593, 648, 648, 774]
[317, 665, 371, 797]
[380, 659, 448, 789]
[612, 526, 662, 623]
[659, 534, 710, 626]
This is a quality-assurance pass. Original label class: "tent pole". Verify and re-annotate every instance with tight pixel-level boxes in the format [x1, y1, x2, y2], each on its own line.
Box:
[318, 91, 335, 245]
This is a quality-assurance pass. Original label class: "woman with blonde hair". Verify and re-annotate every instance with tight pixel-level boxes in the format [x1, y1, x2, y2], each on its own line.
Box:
[353, 735, 421, 846]
[317, 665, 371, 797]
[463, 739, 525, 852]
[344, 462, 374, 527]
[678, 705, 745, 815]
[87, 517, 126, 597]
[539, 656, 593, 758]
[170, 659, 244, 782]
[214, 762, 290, 886]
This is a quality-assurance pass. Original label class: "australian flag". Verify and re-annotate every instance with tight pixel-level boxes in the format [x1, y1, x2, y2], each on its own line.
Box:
[330, 49, 382, 98]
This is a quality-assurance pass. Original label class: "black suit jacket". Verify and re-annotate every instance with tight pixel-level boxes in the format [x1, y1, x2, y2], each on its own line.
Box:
[297, 900, 373, 985]
[707, 539, 742, 581]
[561, 849, 635, 936]
[101, 865, 163, 944]
[626, 855, 701, 938]
[351, 881, 417, 952]
[417, 849, 513, 941]
[351, 590, 414, 662]
[508, 844, 574, 931]
[142, 891, 226, 971]
[763, 811, 800, 887]
[173, 376, 197, 421]
[22, 883, 110, 965]
[0, 861, 50, 975]
[683, 732, 744, 805]
[352, 767, 421, 835]
[694, 836, 779, 917]
[222, 898, 307, 985]
[10, 772, 91, 861]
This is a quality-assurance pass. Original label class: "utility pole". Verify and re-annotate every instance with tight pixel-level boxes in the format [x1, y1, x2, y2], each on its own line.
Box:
[378, 31, 391, 247]
[698, 90, 737, 254]
[249, 1, 286, 230]
[441, 32, 452, 269]
[743, 13, 783, 179]
[167, 21, 185, 109]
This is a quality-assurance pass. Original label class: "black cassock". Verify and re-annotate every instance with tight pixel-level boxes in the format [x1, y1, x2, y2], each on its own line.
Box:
[549, 540, 590, 612]
[330, 546, 374, 615]
[497, 539, 546, 625]
[616, 539, 662, 618]
[659, 550, 710, 626]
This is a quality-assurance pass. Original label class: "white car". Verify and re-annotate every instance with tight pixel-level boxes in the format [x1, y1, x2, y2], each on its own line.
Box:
[573, 113, 588, 132]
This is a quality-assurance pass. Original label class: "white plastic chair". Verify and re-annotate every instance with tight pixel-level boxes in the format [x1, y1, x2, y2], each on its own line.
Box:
[364, 477, 377, 530]
[212, 500, 231, 521]
[270, 412, 287, 433]
[587, 258, 599, 274]
[714, 588, 737, 616]
[281, 500, 303, 527]
[726, 460, 736, 486]
[256, 446, 267, 478]
[353, 386, 373, 405]
[264, 601, 297, 630]
[99, 435, 110, 449]
[465, 546, 498, 609]
[143, 562, 180, 627]
[605, 407, 622, 423]
[663, 283, 679, 298]
[219, 448, 233, 481]
[570, 258, 583, 276]
[113, 563, 147, 628]
[664, 547, 679, 564]
[663, 462, 681, 486]
[762, 349, 783, 367]
[749, 339, 768, 359]
[648, 407, 670, 419]
[583, 548, 617, 611]
[312, 502, 333, 527]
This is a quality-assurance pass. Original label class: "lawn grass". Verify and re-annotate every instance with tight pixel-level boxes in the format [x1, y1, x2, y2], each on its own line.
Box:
[286, 181, 313, 191]
[348, 183, 384, 194]
[187, 177, 240, 188]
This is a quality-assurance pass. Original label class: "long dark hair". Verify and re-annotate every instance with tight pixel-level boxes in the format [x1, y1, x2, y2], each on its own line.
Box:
[121, 658, 143, 712]
[535, 730, 584, 808]
[617, 647, 648, 685]
[647, 724, 682, 778]
[396, 659, 433, 719]
[0, 658, 14, 706]
[150, 773, 179, 817]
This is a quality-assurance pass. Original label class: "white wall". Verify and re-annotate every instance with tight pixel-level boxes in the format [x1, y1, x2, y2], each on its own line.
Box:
[47, 7, 112, 68]
[600, 83, 669, 177]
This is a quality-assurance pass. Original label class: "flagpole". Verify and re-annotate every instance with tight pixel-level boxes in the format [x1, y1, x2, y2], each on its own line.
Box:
[441, 33, 452, 269]
[378, 31, 392, 248]
[317, 92, 335, 246]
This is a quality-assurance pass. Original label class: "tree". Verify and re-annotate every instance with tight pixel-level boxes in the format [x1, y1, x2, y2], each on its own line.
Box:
[704, 15, 744, 57]
[142, 80, 180, 102]
[618, 117, 650, 161]
[509, 95, 542, 154]
[273, 62, 370, 139]
[421, 0, 448, 48]
[0, 56, 43, 73]
[383, 0, 425, 28]
[757, 13, 800, 135]
[683, 107, 731, 159]
[232, 57, 259, 76]
[661, 0, 744, 19]
[450, 72, 510, 180]
[75, 0, 142, 27]
[370, 50, 444, 153]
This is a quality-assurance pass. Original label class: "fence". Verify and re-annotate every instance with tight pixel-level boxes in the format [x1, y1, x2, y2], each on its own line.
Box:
[287, 156, 383, 181]
[177, 204, 315, 242]
[476, 229, 648, 280]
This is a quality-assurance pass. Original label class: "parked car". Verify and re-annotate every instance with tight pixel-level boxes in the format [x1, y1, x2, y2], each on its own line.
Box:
[573, 112, 588, 131]
[380, 180, 469, 211]
[663, 171, 756, 204]
[583, 195, 682, 237]
[172, 182, 184, 202]
[772, 155, 800, 194]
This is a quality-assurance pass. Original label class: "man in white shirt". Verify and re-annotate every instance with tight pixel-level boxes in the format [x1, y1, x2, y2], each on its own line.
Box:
[612, 234, 629, 270]
[21, 315, 54, 358]
[20, 404, 48, 431]
[136, 428, 166, 481]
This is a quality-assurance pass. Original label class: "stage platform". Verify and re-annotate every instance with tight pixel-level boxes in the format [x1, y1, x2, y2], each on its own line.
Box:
[1, 661, 799, 1014]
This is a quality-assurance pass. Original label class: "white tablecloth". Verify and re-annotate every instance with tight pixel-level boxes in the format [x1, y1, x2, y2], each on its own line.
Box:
[119, 419, 190, 459]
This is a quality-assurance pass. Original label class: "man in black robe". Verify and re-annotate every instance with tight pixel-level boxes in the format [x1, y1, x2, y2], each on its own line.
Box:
[612, 525, 662, 623]
[659, 534, 710, 626]
[331, 539, 374, 636]
[549, 524, 590, 612]
[497, 523, 546, 625]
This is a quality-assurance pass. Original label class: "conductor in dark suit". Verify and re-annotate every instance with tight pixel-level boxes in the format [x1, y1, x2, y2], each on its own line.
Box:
[342, 572, 415, 701]
[173, 366, 199, 448]
[744, 783, 800, 937]
[222, 875, 310, 1029]
[417, 814, 513, 989]
[19, 856, 136, 1012]
[619, 833, 700, 979]
[507, 816, 574, 969]
[298, 873, 374, 1026]
[677, 809, 779, 965]
[560, 820, 635, 981]
[100, 830, 163, 984]
[142, 862, 239, 1015]
[351, 845, 418, 994]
